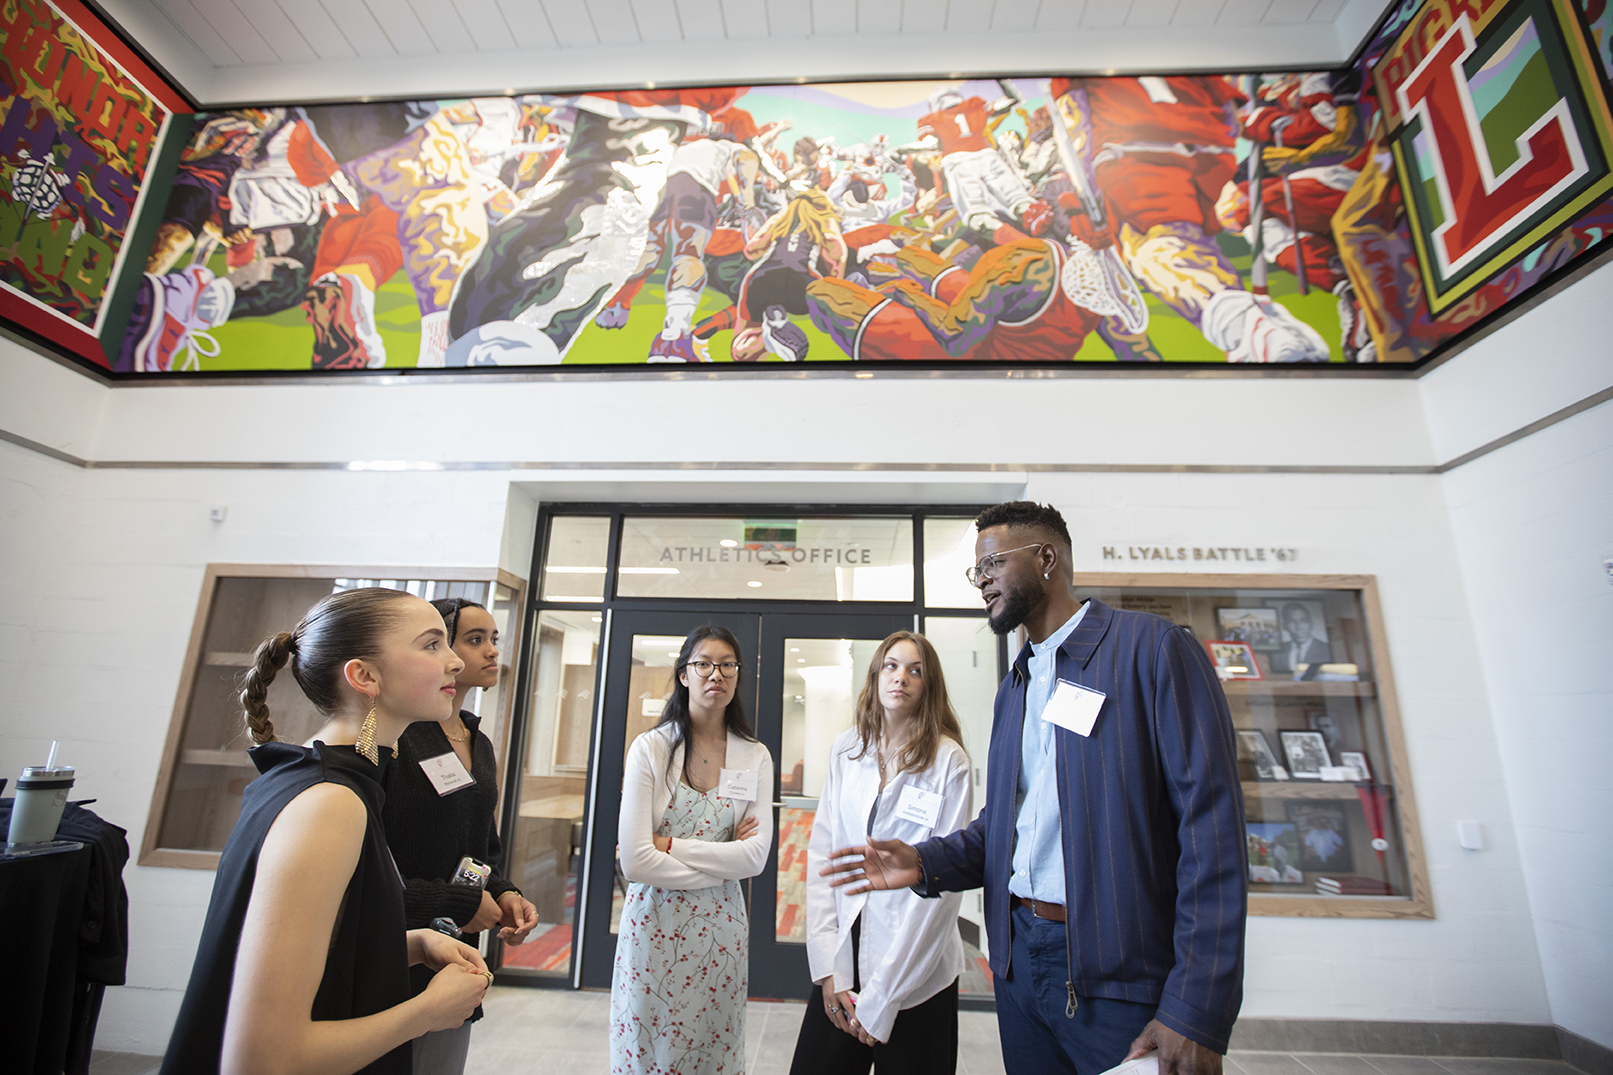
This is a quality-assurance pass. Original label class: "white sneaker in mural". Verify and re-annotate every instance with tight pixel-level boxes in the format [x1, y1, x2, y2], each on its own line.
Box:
[129, 267, 236, 372]
[1201, 288, 1329, 363]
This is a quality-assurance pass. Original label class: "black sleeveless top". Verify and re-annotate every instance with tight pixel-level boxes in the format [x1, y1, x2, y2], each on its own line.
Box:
[161, 741, 411, 1075]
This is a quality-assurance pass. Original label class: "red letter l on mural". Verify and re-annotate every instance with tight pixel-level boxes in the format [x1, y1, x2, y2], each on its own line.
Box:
[1396, 15, 1586, 274]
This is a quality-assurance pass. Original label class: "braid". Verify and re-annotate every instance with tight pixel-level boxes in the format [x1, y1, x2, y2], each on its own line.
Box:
[430, 596, 483, 647]
[240, 630, 295, 745]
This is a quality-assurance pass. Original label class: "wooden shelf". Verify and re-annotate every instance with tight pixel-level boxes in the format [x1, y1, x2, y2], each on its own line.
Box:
[1223, 680, 1377, 699]
[1242, 780, 1379, 800]
[203, 651, 253, 667]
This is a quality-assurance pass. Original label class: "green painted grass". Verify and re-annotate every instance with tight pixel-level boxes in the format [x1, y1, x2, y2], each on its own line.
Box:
[193, 238, 1344, 368]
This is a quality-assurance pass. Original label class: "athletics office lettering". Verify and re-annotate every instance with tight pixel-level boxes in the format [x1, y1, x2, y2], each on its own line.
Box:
[1101, 546, 1300, 562]
[658, 546, 874, 565]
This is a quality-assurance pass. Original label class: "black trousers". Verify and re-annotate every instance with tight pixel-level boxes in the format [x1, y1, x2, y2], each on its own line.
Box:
[786, 977, 959, 1075]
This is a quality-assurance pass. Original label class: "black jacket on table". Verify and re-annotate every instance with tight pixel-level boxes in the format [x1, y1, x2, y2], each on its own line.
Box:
[383, 713, 520, 1006]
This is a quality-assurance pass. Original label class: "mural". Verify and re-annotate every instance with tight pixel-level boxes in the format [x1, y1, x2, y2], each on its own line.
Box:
[0, 0, 177, 364]
[110, 0, 1613, 373]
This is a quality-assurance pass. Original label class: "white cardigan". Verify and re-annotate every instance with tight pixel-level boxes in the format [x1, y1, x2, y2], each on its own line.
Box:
[618, 723, 776, 889]
[805, 728, 972, 1044]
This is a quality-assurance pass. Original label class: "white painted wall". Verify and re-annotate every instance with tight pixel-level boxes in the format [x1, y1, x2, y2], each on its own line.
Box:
[1421, 263, 1613, 1050]
[83, 370, 1434, 468]
[4, 278, 1606, 1052]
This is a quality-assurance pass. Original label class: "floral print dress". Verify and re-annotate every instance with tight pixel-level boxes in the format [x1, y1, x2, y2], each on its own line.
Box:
[610, 782, 747, 1075]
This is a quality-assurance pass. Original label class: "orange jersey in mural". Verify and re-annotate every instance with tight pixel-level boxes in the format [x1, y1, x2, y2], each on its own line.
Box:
[918, 97, 994, 155]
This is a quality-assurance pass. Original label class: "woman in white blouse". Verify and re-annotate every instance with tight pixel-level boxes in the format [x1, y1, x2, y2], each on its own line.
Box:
[788, 631, 973, 1075]
[610, 625, 775, 1075]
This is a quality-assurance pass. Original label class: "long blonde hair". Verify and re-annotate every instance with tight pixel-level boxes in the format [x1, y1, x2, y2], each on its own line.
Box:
[764, 188, 839, 249]
[849, 631, 965, 775]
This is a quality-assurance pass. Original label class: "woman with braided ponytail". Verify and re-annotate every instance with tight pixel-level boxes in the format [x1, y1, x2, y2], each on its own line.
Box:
[162, 587, 492, 1075]
[382, 596, 538, 1075]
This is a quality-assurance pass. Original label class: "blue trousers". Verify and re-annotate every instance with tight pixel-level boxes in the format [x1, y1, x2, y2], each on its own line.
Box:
[994, 904, 1157, 1075]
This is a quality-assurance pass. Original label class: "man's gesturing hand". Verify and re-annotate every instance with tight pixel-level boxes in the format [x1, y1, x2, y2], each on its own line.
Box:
[1126, 1019, 1222, 1075]
[820, 838, 921, 895]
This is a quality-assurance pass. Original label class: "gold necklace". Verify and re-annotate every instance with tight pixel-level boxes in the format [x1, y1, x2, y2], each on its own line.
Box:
[877, 734, 908, 780]
[443, 719, 469, 742]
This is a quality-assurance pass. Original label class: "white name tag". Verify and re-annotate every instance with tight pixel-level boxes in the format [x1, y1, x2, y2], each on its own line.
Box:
[1041, 679, 1106, 737]
[419, 751, 475, 796]
[718, 768, 758, 801]
[894, 784, 943, 828]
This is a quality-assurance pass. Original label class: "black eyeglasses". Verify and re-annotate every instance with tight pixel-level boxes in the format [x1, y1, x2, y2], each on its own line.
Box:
[685, 660, 741, 679]
[963, 543, 1047, 587]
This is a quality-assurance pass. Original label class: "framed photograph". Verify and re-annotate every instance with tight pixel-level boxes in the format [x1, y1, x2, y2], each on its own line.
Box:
[1217, 608, 1281, 649]
[1306, 709, 1343, 759]
[1339, 751, 1372, 783]
[1279, 730, 1332, 779]
[1265, 599, 1332, 675]
[1246, 822, 1304, 883]
[1235, 730, 1289, 781]
[1287, 801, 1354, 873]
[1205, 640, 1263, 680]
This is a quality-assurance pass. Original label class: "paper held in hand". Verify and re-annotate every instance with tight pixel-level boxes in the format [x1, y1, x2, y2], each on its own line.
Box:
[1098, 1053, 1158, 1075]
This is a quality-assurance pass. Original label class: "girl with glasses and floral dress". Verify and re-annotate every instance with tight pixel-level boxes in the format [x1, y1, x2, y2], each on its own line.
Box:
[609, 625, 776, 1075]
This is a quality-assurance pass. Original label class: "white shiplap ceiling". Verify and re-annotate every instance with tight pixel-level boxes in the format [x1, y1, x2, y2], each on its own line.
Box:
[94, 0, 1396, 106]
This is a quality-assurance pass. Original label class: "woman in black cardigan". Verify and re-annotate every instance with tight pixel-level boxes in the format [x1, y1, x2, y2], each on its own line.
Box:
[384, 596, 537, 1074]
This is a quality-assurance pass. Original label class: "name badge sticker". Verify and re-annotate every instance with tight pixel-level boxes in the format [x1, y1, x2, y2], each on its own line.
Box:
[894, 784, 943, 829]
[1041, 679, 1106, 737]
[718, 768, 758, 801]
[419, 751, 475, 796]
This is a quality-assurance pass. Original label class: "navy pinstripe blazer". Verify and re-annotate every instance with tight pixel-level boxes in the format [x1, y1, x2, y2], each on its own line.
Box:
[916, 599, 1248, 1052]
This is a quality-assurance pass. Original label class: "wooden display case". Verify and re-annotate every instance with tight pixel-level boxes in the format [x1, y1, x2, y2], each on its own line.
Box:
[141, 564, 525, 869]
[1072, 573, 1433, 920]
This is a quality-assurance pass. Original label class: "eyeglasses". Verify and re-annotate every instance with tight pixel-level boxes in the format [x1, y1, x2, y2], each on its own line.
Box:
[686, 660, 741, 679]
[963, 543, 1047, 587]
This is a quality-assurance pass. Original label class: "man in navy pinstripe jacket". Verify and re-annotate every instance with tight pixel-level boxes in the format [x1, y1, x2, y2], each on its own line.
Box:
[826, 502, 1246, 1075]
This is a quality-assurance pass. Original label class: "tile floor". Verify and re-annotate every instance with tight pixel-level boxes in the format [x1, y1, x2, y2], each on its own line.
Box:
[89, 987, 1589, 1075]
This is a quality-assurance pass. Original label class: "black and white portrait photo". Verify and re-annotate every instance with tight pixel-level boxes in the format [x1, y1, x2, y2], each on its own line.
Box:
[1267, 599, 1332, 676]
[1236, 730, 1289, 781]
[1280, 730, 1332, 779]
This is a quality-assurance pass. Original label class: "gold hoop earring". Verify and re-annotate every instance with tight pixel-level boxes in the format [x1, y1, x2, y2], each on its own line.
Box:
[356, 696, 380, 765]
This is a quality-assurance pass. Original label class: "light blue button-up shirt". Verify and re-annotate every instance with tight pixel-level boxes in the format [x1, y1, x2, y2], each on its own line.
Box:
[1008, 603, 1088, 903]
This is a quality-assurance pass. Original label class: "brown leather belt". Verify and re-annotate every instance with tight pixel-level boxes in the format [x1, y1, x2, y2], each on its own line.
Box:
[1016, 896, 1067, 923]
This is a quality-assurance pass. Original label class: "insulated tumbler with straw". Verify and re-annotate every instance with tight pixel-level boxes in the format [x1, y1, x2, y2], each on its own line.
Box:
[7, 741, 75, 847]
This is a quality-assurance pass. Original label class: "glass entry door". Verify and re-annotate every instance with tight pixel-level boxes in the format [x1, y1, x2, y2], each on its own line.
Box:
[749, 612, 913, 998]
[574, 608, 912, 997]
